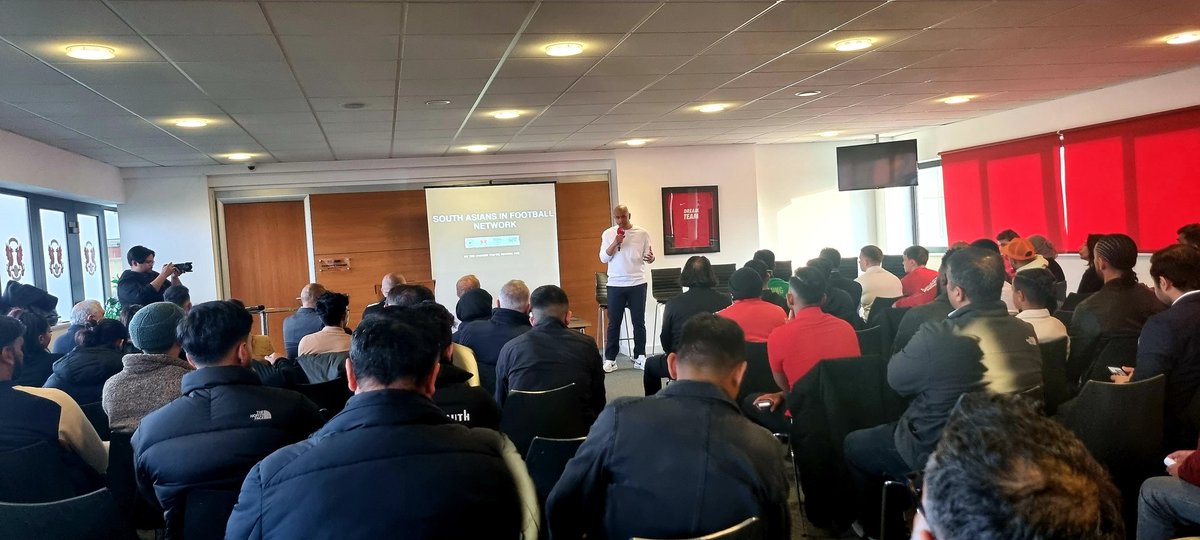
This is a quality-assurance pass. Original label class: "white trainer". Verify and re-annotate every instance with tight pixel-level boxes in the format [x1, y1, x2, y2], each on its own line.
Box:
[632, 355, 647, 370]
[602, 360, 618, 373]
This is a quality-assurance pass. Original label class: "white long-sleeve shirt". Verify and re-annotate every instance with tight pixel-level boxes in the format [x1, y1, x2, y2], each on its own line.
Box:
[856, 265, 903, 315]
[599, 225, 651, 287]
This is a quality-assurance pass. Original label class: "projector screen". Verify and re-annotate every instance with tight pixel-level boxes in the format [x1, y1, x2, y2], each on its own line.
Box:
[425, 183, 561, 309]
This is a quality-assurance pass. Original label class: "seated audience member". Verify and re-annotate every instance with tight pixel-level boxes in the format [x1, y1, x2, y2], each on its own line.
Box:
[297, 291, 352, 356]
[9, 309, 59, 387]
[456, 273, 481, 298]
[754, 249, 790, 297]
[820, 247, 862, 305]
[494, 285, 606, 423]
[406, 301, 501, 430]
[1028, 234, 1066, 282]
[804, 259, 863, 329]
[1140, 439, 1200, 539]
[749, 268, 861, 433]
[845, 247, 1042, 538]
[1067, 233, 1165, 383]
[856, 245, 903, 317]
[134, 301, 322, 536]
[361, 272, 404, 320]
[895, 245, 939, 308]
[455, 287, 493, 329]
[1013, 268, 1069, 346]
[1077, 233, 1106, 296]
[744, 259, 789, 313]
[1002, 237, 1049, 274]
[717, 267, 786, 342]
[1112, 244, 1200, 450]
[45, 319, 128, 406]
[102, 302, 191, 433]
[116, 245, 183, 307]
[916, 393, 1123, 540]
[892, 247, 961, 353]
[970, 239, 1017, 312]
[118, 304, 143, 354]
[281, 283, 326, 359]
[1179, 223, 1200, 249]
[644, 256, 732, 395]
[388, 284, 480, 382]
[455, 280, 533, 395]
[52, 300, 103, 354]
[162, 284, 191, 312]
[0, 315, 108, 483]
[226, 306, 535, 540]
[548, 314, 790, 540]
[996, 228, 1021, 278]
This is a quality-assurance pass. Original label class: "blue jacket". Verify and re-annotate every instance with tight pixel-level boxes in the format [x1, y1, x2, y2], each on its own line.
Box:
[453, 308, 532, 394]
[281, 307, 323, 359]
[51, 324, 83, 354]
[547, 380, 790, 540]
[1133, 292, 1200, 449]
[495, 317, 606, 422]
[133, 366, 323, 537]
[225, 389, 523, 540]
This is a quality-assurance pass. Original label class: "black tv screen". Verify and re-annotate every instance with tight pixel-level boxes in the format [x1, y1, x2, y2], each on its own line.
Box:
[836, 140, 918, 191]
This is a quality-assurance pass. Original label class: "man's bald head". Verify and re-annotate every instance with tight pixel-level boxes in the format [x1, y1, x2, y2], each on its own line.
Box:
[456, 274, 481, 298]
[381, 273, 406, 296]
[299, 283, 326, 308]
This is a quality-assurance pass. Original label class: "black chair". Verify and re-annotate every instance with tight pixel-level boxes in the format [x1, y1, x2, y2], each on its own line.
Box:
[856, 326, 883, 358]
[864, 297, 898, 329]
[712, 264, 737, 295]
[1078, 333, 1141, 389]
[1053, 281, 1068, 302]
[773, 261, 792, 279]
[296, 351, 348, 384]
[106, 432, 164, 531]
[1061, 292, 1088, 312]
[79, 402, 110, 441]
[884, 307, 910, 354]
[880, 255, 905, 279]
[0, 442, 79, 503]
[651, 268, 684, 354]
[181, 489, 240, 540]
[295, 377, 353, 418]
[500, 383, 591, 457]
[525, 436, 586, 510]
[632, 516, 763, 540]
[1038, 338, 1070, 416]
[0, 488, 134, 540]
[737, 341, 778, 402]
[1052, 309, 1073, 327]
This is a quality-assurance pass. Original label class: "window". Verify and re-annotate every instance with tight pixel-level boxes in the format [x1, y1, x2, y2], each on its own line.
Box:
[0, 193, 33, 285]
[104, 210, 121, 297]
[77, 213, 106, 302]
[39, 209, 74, 318]
[915, 162, 948, 248]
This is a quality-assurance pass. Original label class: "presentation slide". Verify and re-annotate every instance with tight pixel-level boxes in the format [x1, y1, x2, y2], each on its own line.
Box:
[425, 183, 561, 309]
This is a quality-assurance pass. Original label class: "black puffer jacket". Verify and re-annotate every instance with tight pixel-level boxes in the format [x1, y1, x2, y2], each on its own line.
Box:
[13, 349, 60, 387]
[43, 346, 124, 405]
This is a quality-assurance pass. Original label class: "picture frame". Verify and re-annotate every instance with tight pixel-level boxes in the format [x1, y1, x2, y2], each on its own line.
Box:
[661, 186, 720, 256]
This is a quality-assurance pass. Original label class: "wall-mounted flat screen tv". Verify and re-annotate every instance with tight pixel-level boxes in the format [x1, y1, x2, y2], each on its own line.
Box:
[836, 140, 918, 191]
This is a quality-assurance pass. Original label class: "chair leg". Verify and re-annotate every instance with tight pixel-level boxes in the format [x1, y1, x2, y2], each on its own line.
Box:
[651, 303, 661, 355]
[622, 308, 634, 357]
[880, 480, 906, 540]
[596, 306, 607, 351]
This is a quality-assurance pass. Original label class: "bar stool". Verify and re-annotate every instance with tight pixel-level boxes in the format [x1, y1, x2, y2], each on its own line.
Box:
[595, 272, 633, 354]
[649, 267, 683, 355]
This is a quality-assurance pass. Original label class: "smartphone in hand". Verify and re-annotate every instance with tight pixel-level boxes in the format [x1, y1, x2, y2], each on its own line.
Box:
[1108, 366, 1129, 376]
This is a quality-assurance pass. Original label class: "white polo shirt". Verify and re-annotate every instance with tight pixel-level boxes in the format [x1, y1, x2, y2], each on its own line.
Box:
[599, 225, 651, 287]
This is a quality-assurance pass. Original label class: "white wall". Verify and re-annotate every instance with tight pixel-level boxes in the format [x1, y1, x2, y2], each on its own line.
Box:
[118, 173, 219, 303]
[0, 128, 125, 204]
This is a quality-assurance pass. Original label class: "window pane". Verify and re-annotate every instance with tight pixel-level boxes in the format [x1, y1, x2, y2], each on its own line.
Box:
[78, 214, 106, 301]
[104, 210, 121, 296]
[0, 193, 33, 285]
[916, 165, 948, 248]
[39, 209, 74, 320]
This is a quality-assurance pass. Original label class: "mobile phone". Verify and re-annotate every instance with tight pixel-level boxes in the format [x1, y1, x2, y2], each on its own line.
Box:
[754, 399, 772, 411]
[1108, 366, 1129, 376]
[1165, 457, 1177, 467]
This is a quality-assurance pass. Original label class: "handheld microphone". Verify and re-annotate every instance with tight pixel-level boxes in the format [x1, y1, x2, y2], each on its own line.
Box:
[616, 227, 624, 251]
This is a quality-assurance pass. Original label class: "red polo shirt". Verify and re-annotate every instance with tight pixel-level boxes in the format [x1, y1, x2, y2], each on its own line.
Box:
[718, 299, 786, 343]
[894, 266, 939, 308]
[767, 306, 861, 388]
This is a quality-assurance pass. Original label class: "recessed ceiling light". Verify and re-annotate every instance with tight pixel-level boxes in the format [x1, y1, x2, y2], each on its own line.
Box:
[1166, 32, 1200, 45]
[697, 104, 726, 113]
[818, 131, 839, 137]
[65, 45, 116, 60]
[943, 95, 972, 104]
[341, 102, 366, 110]
[833, 38, 874, 52]
[226, 153, 254, 161]
[794, 90, 822, 97]
[465, 145, 490, 153]
[173, 119, 209, 128]
[545, 42, 584, 57]
[492, 110, 521, 120]
[425, 99, 452, 106]
[625, 139, 648, 146]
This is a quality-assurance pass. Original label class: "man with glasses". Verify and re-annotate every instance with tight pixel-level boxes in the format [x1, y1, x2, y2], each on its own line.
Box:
[117, 245, 183, 307]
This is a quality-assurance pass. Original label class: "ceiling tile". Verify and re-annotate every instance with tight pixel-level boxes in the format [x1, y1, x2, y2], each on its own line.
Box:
[638, 2, 775, 33]
[610, 33, 724, 57]
[840, 1, 991, 31]
[705, 32, 824, 56]
[278, 35, 399, 62]
[404, 58, 500, 79]
[149, 35, 284, 62]
[404, 34, 513, 59]
[511, 33, 623, 58]
[405, 2, 534, 35]
[525, 2, 657, 34]
[111, 1, 272, 35]
[588, 56, 690, 76]
[264, 3, 404, 35]
[0, 1, 135, 35]
[743, 2, 879, 32]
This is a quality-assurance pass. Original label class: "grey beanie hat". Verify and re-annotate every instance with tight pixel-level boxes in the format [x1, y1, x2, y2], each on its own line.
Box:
[129, 301, 186, 353]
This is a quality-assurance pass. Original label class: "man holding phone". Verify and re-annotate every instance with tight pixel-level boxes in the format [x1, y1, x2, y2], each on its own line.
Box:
[599, 205, 654, 373]
[117, 245, 186, 307]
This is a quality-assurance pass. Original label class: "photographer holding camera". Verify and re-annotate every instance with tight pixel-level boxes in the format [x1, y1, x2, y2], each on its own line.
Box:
[117, 246, 190, 307]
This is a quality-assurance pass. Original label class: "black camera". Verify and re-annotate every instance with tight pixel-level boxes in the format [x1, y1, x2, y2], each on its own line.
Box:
[175, 262, 193, 274]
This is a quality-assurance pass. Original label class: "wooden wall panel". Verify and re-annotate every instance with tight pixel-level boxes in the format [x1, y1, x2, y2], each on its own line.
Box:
[224, 201, 309, 356]
[555, 182, 611, 336]
[310, 191, 428, 255]
[313, 248, 433, 328]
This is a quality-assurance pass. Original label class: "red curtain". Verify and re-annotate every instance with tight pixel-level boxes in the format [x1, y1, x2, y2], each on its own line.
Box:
[940, 134, 1065, 247]
[1062, 107, 1200, 252]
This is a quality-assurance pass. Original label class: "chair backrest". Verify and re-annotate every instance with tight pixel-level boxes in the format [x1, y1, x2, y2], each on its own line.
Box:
[296, 351, 349, 383]
[856, 326, 883, 358]
[595, 272, 609, 305]
[881, 255, 905, 279]
[1056, 375, 1165, 481]
[525, 436, 586, 507]
[106, 432, 164, 530]
[295, 377, 353, 418]
[1053, 281, 1068, 302]
[79, 402, 110, 441]
[500, 383, 590, 457]
[1038, 338, 1071, 415]
[0, 441, 87, 503]
[773, 261, 792, 279]
[711, 263, 737, 295]
[1079, 333, 1141, 388]
[737, 341, 777, 402]
[651, 268, 684, 303]
[181, 489, 240, 540]
[1061, 292, 1088, 312]
[0, 488, 132, 540]
[1052, 309, 1073, 327]
[864, 297, 898, 329]
[632, 516, 764, 540]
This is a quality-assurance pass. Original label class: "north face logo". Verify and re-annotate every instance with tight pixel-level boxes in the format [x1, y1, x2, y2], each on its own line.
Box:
[250, 410, 272, 421]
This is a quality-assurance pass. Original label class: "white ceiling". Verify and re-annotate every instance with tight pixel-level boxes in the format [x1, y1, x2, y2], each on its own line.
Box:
[0, 0, 1197, 167]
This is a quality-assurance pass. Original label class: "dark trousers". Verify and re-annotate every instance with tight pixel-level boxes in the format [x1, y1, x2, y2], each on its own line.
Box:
[643, 354, 670, 395]
[844, 422, 914, 538]
[605, 283, 647, 361]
